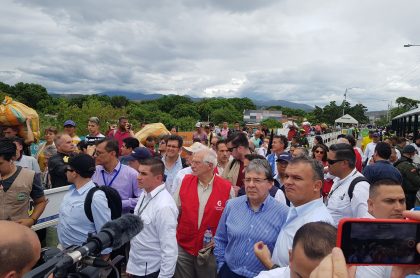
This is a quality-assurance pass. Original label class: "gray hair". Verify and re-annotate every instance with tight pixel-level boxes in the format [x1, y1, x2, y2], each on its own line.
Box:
[43, 145, 57, 157]
[197, 148, 218, 169]
[245, 159, 274, 181]
[88, 117, 100, 125]
[294, 147, 309, 157]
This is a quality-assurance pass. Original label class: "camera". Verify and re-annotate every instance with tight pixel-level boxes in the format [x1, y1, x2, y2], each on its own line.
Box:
[85, 136, 103, 146]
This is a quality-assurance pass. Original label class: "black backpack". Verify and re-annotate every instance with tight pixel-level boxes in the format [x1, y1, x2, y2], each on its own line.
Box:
[348, 177, 370, 200]
[84, 185, 122, 222]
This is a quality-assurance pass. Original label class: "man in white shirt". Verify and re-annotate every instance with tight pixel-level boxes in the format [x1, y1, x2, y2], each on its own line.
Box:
[355, 179, 406, 278]
[253, 156, 334, 271]
[127, 158, 179, 278]
[12, 137, 41, 173]
[255, 222, 337, 278]
[326, 143, 370, 226]
[363, 132, 379, 164]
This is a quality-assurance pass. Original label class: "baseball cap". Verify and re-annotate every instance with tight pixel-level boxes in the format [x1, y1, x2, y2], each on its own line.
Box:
[195, 122, 201, 128]
[183, 142, 207, 153]
[68, 154, 96, 177]
[276, 152, 292, 162]
[126, 147, 152, 162]
[402, 145, 416, 154]
[64, 120, 76, 127]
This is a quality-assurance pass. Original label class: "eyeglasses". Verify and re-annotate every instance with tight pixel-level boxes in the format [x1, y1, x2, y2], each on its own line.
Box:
[244, 178, 268, 185]
[315, 150, 324, 154]
[227, 146, 237, 152]
[65, 168, 75, 172]
[327, 159, 345, 165]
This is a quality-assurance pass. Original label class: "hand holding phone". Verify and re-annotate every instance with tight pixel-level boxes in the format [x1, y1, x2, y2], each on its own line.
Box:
[337, 218, 420, 266]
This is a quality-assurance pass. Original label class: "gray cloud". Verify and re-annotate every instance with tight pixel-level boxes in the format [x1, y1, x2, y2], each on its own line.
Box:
[1, 0, 420, 110]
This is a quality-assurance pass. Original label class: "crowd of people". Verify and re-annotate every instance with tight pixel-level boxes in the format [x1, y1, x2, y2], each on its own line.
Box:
[1, 117, 420, 278]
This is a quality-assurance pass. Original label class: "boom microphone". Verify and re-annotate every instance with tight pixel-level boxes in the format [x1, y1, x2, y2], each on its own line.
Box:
[55, 214, 143, 270]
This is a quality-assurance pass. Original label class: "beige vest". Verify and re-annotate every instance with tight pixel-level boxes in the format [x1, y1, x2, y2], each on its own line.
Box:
[0, 167, 34, 221]
[222, 159, 241, 187]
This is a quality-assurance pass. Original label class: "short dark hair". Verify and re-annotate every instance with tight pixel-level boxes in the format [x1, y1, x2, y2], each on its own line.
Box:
[123, 137, 140, 149]
[289, 156, 324, 184]
[44, 126, 58, 135]
[329, 143, 356, 169]
[118, 116, 128, 123]
[345, 135, 356, 147]
[369, 179, 403, 198]
[139, 158, 165, 176]
[165, 135, 183, 148]
[216, 139, 227, 150]
[10, 136, 23, 146]
[314, 135, 323, 145]
[96, 138, 119, 156]
[273, 135, 289, 149]
[374, 142, 391, 160]
[228, 132, 249, 148]
[146, 136, 156, 142]
[292, 222, 337, 261]
[0, 138, 17, 161]
[244, 153, 265, 161]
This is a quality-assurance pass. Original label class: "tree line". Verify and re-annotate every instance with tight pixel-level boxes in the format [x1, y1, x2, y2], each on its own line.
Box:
[3, 81, 415, 133]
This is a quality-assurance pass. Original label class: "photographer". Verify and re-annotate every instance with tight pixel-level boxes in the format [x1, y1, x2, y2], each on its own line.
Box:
[0, 220, 41, 277]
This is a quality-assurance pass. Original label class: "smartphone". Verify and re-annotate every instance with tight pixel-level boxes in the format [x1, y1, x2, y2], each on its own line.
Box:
[337, 218, 420, 265]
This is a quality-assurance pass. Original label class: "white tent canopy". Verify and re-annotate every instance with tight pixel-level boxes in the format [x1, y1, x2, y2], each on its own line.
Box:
[335, 114, 358, 124]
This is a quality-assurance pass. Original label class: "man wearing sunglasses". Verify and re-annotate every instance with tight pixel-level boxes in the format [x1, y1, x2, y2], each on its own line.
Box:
[326, 143, 370, 226]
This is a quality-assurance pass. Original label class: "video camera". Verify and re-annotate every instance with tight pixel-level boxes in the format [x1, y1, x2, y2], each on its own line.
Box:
[85, 136, 104, 146]
[24, 214, 143, 278]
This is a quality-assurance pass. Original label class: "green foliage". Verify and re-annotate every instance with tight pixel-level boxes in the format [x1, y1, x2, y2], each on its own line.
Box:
[170, 103, 200, 119]
[260, 118, 282, 128]
[305, 101, 368, 125]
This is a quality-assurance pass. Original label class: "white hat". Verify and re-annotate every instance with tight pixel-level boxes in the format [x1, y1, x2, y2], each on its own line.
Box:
[183, 142, 207, 153]
[195, 122, 201, 128]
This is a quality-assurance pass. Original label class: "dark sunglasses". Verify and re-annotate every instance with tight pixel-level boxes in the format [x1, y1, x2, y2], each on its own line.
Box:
[315, 150, 324, 154]
[327, 159, 345, 165]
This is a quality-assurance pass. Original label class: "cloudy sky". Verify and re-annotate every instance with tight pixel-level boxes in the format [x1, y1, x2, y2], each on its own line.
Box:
[1, 0, 420, 111]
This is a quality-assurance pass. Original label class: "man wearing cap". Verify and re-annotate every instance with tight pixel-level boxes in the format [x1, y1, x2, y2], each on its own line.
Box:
[275, 152, 292, 206]
[57, 153, 112, 254]
[394, 145, 420, 209]
[87, 117, 105, 138]
[126, 147, 152, 171]
[193, 123, 208, 144]
[363, 132, 380, 166]
[266, 135, 288, 178]
[171, 142, 207, 195]
[63, 120, 81, 145]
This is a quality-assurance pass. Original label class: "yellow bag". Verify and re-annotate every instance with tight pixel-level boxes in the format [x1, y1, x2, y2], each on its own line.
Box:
[0, 96, 40, 140]
[134, 123, 171, 145]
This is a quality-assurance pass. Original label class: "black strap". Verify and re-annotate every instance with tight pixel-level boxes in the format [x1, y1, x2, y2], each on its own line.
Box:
[348, 177, 370, 200]
[84, 186, 100, 222]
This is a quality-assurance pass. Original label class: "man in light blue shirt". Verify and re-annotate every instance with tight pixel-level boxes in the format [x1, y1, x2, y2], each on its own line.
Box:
[253, 156, 334, 275]
[214, 159, 289, 278]
[58, 154, 112, 254]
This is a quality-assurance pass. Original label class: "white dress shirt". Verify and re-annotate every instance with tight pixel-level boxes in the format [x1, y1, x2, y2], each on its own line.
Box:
[363, 142, 377, 162]
[255, 266, 290, 278]
[171, 166, 192, 195]
[126, 184, 179, 277]
[326, 169, 369, 226]
[272, 197, 334, 267]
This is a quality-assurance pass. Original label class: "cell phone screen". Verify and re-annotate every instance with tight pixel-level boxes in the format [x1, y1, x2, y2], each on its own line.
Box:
[340, 220, 420, 265]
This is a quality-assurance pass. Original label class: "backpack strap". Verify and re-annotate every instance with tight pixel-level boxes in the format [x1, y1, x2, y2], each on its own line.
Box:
[348, 176, 370, 200]
[84, 186, 100, 223]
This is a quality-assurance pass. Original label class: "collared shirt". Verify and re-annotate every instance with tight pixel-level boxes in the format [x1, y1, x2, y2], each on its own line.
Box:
[363, 142, 377, 162]
[255, 266, 290, 278]
[162, 154, 184, 194]
[272, 197, 334, 266]
[326, 169, 370, 226]
[92, 162, 140, 213]
[57, 180, 111, 254]
[214, 195, 289, 278]
[362, 160, 403, 185]
[127, 184, 179, 277]
[171, 166, 192, 196]
[15, 155, 41, 173]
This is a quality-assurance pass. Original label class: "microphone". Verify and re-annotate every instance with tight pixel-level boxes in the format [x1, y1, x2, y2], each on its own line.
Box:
[55, 214, 143, 270]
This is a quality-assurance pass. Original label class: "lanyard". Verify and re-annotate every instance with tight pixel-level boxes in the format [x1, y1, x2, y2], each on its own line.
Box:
[101, 163, 122, 187]
[326, 171, 357, 204]
[136, 188, 165, 216]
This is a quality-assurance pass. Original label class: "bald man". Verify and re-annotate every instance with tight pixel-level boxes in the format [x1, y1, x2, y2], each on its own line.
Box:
[0, 220, 41, 278]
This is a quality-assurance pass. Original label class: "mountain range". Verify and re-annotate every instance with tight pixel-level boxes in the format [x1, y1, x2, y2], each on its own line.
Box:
[99, 90, 314, 111]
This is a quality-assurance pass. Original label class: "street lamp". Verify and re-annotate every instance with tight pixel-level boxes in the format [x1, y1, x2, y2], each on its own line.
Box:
[404, 44, 420, 47]
[342, 87, 358, 116]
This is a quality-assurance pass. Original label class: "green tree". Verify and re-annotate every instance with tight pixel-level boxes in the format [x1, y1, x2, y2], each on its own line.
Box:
[347, 104, 369, 124]
[260, 118, 282, 128]
[110, 96, 129, 108]
[211, 107, 242, 124]
[10, 82, 52, 110]
[155, 95, 193, 113]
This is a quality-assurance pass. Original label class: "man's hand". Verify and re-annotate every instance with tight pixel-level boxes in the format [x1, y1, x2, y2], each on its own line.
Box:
[15, 218, 35, 227]
[86, 145, 96, 156]
[253, 241, 273, 269]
